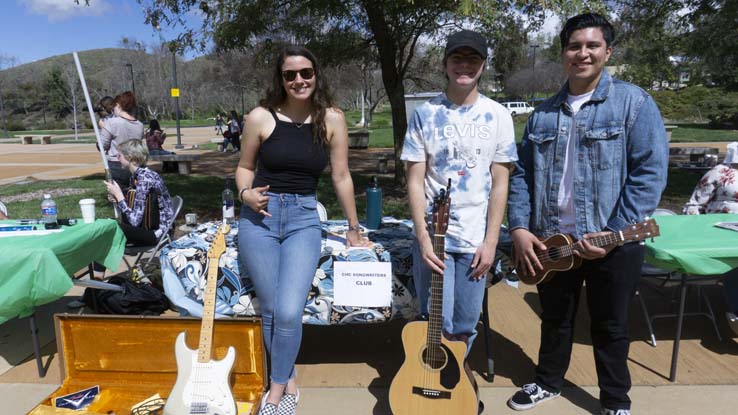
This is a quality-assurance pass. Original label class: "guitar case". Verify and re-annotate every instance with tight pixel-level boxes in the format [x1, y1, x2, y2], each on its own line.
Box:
[27, 314, 266, 415]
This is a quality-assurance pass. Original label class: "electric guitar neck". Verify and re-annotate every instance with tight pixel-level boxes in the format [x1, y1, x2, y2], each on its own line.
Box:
[165, 224, 237, 415]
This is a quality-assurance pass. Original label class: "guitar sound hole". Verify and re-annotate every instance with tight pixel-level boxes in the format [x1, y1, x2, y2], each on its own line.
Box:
[421, 345, 447, 370]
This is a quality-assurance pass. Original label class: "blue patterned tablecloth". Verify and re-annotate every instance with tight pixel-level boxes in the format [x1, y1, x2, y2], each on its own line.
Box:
[160, 219, 515, 325]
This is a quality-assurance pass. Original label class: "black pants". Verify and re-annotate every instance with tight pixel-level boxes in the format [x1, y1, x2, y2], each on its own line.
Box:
[533, 242, 644, 411]
[119, 222, 159, 246]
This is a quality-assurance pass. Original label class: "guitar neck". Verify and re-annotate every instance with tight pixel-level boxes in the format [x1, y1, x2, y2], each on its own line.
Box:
[557, 232, 623, 259]
[427, 234, 445, 349]
[197, 263, 218, 363]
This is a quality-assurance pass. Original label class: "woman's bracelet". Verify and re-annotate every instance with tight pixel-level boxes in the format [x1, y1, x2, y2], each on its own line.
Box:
[347, 224, 361, 232]
[238, 186, 250, 202]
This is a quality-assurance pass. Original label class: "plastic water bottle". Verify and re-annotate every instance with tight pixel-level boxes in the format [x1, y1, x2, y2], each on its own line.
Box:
[41, 194, 58, 225]
[222, 179, 235, 225]
[366, 176, 382, 229]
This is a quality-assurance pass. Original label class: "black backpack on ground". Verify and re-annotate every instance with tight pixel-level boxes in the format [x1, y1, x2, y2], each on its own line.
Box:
[83, 275, 169, 315]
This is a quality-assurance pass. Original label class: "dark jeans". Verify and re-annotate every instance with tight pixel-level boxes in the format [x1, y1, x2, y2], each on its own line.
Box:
[119, 222, 159, 246]
[533, 242, 644, 411]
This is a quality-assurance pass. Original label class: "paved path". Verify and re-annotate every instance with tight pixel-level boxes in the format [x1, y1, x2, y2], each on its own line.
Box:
[0, 127, 216, 185]
[7, 384, 737, 415]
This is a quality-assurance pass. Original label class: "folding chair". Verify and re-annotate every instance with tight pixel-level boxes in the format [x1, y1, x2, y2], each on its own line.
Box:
[123, 195, 183, 272]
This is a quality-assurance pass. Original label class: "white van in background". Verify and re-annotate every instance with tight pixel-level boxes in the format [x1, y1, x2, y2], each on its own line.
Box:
[501, 101, 534, 116]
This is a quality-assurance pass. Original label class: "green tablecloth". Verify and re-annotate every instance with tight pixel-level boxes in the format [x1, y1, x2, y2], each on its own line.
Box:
[645, 213, 738, 275]
[0, 219, 125, 324]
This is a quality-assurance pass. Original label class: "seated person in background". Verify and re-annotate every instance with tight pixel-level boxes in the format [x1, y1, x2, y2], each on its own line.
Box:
[0, 201, 8, 219]
[104, 139, 174, 247]
[683, 141, 738, 334]
[144, 119, 174, 155]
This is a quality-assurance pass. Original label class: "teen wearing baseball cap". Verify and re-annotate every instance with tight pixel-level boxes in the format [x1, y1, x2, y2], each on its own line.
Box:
[400, 29, 517, 413]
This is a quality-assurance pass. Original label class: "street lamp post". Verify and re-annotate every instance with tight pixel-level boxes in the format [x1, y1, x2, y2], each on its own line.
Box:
[170, 46, 183, 149]
[0, 85, 7, 138]
[529, 44, 539, 103]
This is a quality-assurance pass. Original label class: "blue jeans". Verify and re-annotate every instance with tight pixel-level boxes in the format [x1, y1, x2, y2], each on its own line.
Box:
[412, 240, 487, 355]
[238, 193, 321, 384]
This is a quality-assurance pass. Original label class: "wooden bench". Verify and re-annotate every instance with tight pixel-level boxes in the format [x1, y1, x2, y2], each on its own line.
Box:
[669, 146, 719, 167]
[148, 154, 201, 174]
[348, 130, 369, 149]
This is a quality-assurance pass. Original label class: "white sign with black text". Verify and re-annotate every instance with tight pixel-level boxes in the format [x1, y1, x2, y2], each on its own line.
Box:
[333, 261, 392, 307]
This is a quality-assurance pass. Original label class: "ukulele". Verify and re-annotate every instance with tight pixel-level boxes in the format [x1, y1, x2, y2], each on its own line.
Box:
[516, 219, 660, 285]
[165, 223, 237, 415]
[389, 180, 478, 415]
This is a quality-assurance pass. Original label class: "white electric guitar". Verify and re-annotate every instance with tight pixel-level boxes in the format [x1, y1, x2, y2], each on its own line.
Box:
[165, 224, 237, 415]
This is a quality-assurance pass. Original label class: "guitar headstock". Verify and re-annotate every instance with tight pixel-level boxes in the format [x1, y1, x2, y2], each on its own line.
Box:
[431, 179, 452, 237]
[620, 218, 660, 242]
[208, 223, 230, 260]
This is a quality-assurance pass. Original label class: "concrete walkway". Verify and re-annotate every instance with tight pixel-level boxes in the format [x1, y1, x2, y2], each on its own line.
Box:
[7, 384, 736, 414]
[0, 126, 216, 185]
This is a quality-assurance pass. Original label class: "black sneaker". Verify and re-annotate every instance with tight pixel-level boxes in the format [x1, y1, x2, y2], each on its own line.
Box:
[507, 383, 560, 411]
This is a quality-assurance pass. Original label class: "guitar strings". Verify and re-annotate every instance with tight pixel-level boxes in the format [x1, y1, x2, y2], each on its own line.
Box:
[531, 233, 619, 263]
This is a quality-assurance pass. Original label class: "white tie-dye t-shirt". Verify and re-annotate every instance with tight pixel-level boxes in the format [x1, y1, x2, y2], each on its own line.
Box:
[401, 93, 518, 253]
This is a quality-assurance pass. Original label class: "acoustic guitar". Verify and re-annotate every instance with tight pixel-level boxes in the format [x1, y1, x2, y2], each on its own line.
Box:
[165, 224, 237, 415]
[389, 180, 478, 415]
[517, 219, 660, 285]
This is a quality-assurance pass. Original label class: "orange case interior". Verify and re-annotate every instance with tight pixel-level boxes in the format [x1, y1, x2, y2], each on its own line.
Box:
[28, 314, 265, 415]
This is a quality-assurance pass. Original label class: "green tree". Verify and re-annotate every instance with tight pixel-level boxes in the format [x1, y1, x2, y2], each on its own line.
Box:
[87, 0, 603, 183]
[613, 0, 686, 89]
[685, 0, 738, 89]
[45, 66, 70, 118]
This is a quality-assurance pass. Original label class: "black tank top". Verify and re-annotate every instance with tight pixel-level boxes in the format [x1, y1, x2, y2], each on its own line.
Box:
[253, 109, 329, 194]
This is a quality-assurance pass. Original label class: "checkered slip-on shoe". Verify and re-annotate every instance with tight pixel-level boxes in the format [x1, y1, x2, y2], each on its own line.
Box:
[277, 389, 300, 415]
[259, 391, 278, 415]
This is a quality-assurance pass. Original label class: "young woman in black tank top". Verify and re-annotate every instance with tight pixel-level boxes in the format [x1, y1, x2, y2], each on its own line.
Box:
[235, 46, 369, 415]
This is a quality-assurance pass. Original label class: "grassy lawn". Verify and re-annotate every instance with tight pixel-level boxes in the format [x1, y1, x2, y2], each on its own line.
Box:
[2, 166, 697, 225]
[8, 129, 94, 136]
[160, 119, 213, 128]
[670, 123, 738, 142]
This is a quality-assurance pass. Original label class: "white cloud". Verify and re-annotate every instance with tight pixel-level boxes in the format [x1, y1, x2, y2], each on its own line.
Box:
[22, 0, 111, 22]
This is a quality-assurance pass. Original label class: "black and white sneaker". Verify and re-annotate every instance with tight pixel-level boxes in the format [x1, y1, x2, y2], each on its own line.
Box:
[277, 389, 299, 415]
[507, 383, 560, 411]
[601, 408, 630, 415]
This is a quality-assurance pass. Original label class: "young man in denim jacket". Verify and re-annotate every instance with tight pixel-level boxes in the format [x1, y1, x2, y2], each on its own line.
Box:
[506, 13, 668, 415]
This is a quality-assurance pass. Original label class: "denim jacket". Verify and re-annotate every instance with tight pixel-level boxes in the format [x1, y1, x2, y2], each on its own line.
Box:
[508, 70, 668, 239]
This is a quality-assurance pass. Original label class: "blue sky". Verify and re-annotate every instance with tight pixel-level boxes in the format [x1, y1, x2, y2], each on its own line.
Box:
[0, 0, 202, 65]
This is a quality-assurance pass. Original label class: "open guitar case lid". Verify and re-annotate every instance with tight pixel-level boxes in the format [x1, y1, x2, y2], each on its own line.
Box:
[28, 314, 266, 415]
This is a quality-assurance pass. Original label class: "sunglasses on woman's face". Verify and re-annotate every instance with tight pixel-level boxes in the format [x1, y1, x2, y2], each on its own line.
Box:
[281, 68, 315, 82]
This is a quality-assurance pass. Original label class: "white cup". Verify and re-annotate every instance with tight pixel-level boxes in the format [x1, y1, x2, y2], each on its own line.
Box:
[185, 213, 198, 225]
[79, 198, 96, 223]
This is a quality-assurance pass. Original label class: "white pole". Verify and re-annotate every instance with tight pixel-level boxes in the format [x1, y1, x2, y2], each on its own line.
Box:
[359, 91, 366, 128]
[73, 52, 118, 218]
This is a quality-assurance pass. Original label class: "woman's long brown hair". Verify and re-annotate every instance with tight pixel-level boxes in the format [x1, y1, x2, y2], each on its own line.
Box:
[260, 46, 334, 145]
